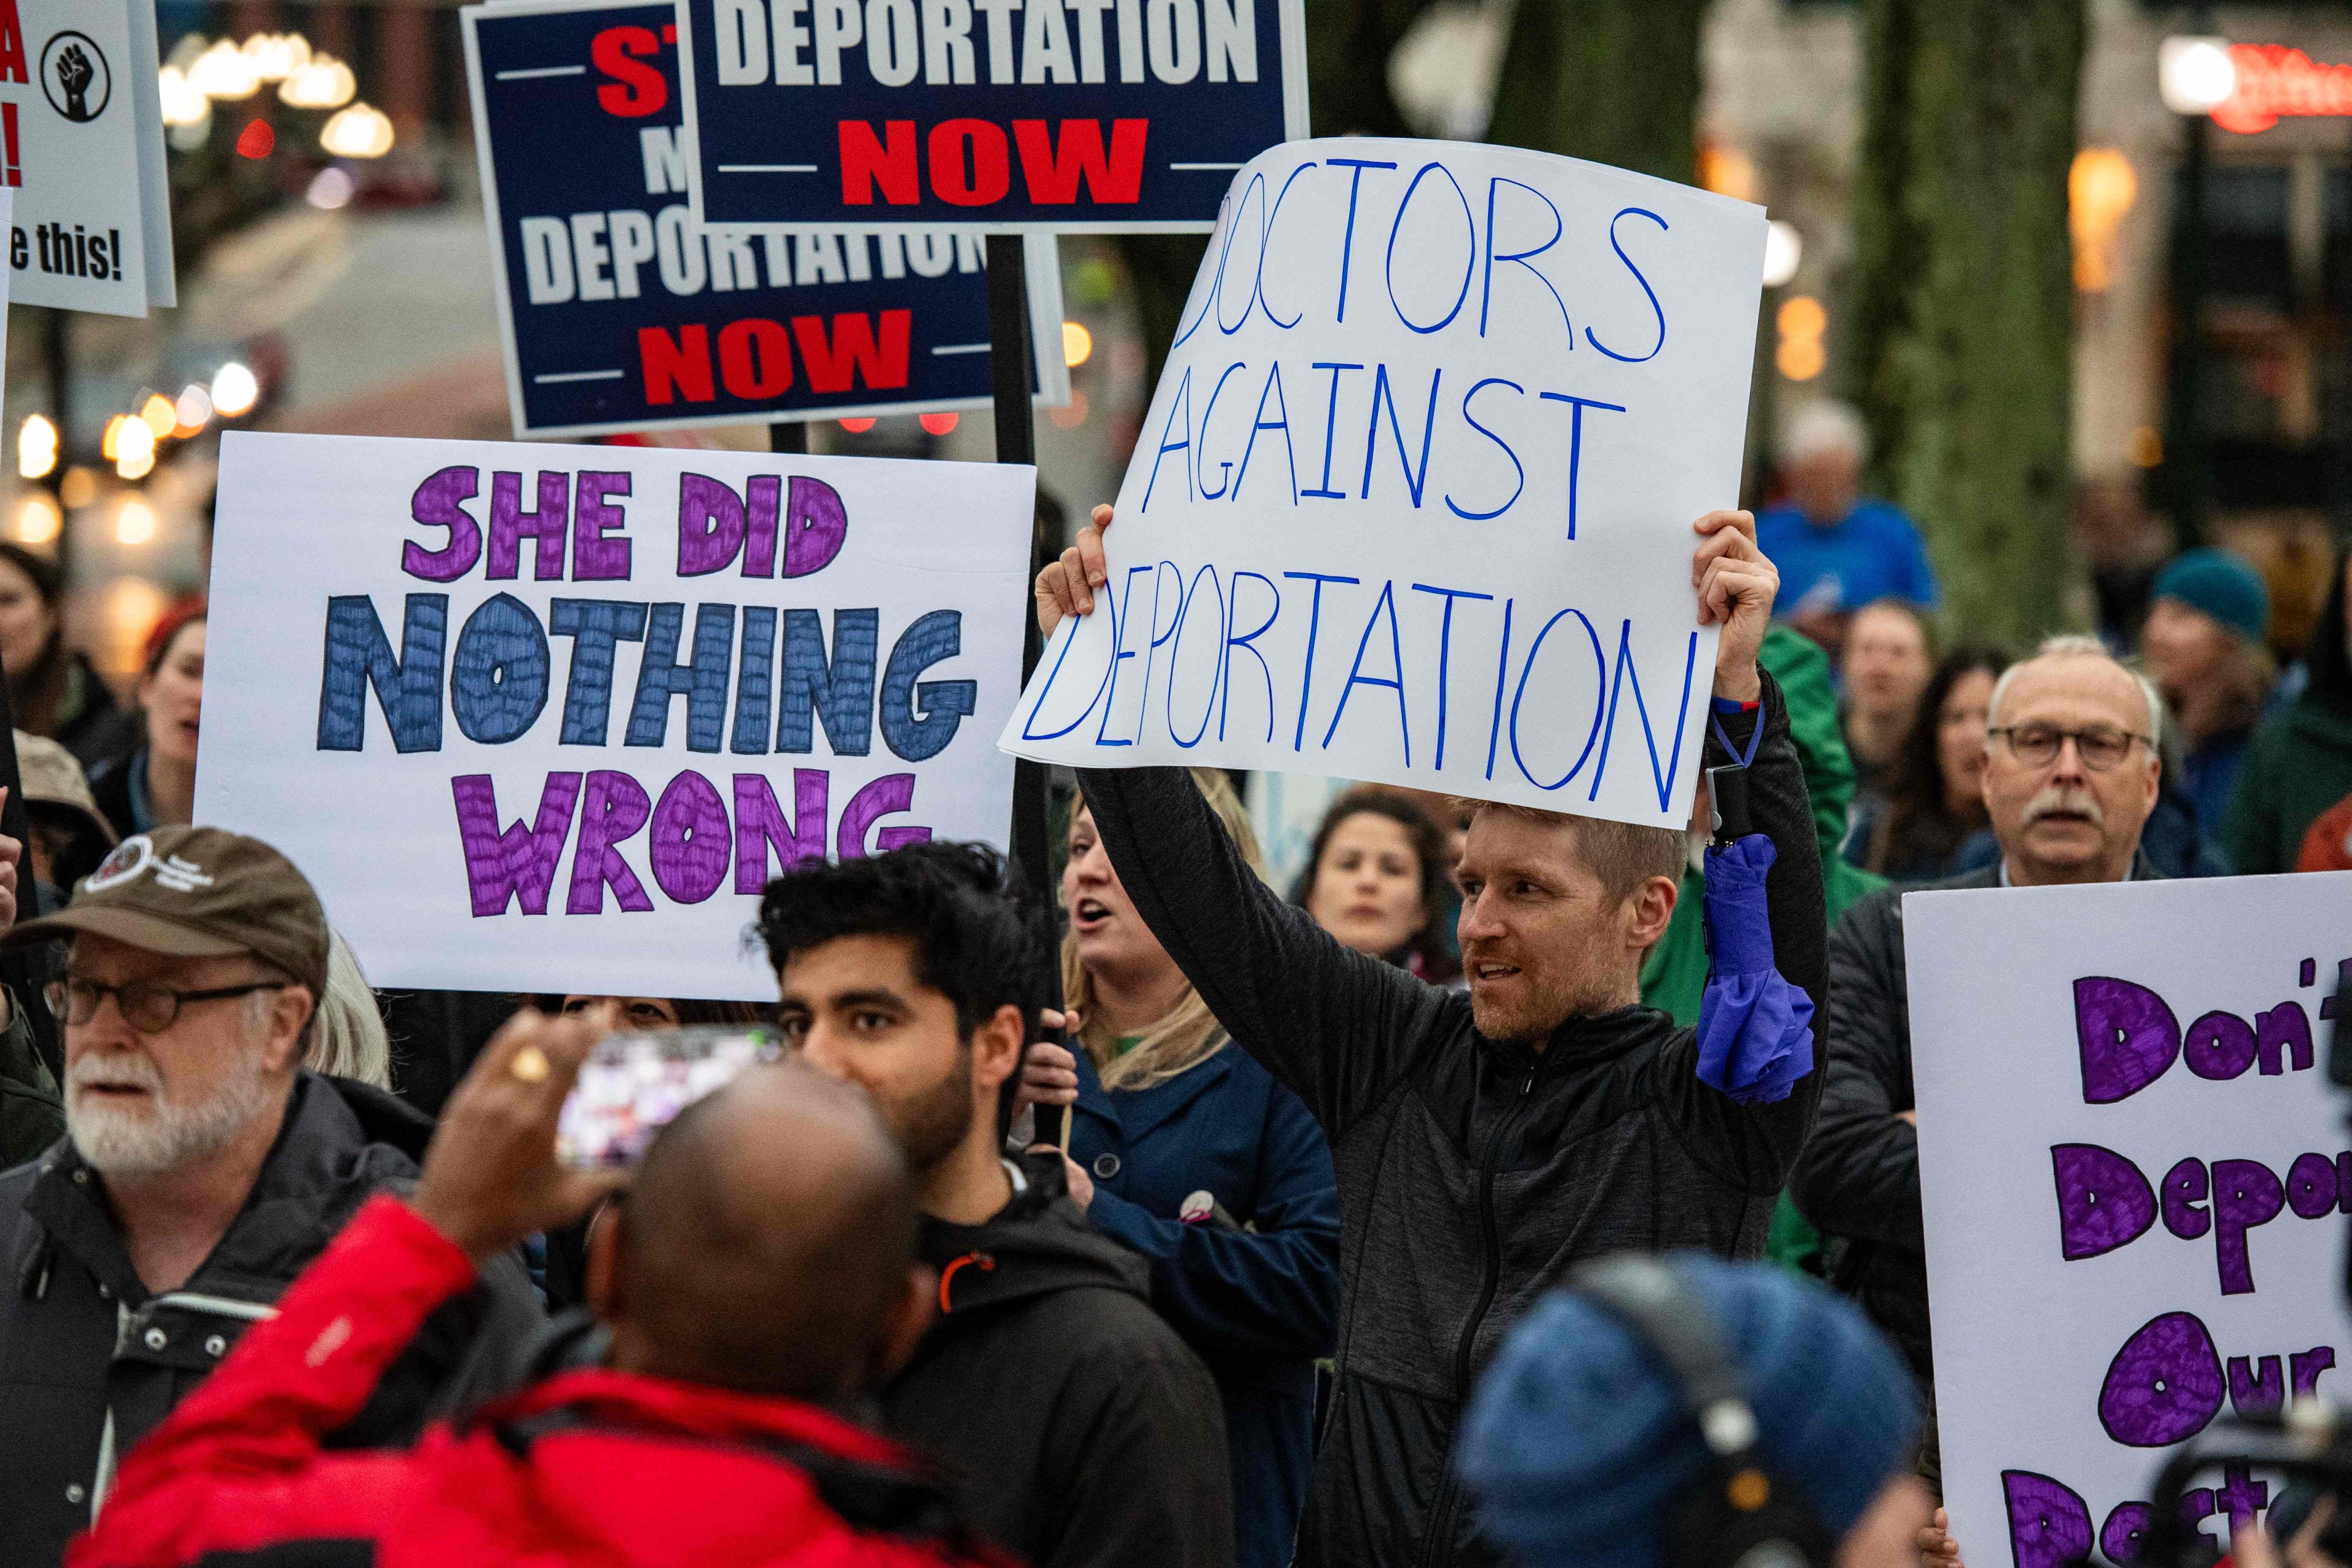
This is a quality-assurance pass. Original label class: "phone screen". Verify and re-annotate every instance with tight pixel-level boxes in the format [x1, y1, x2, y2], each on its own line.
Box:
[557, 1025, 783, 1168]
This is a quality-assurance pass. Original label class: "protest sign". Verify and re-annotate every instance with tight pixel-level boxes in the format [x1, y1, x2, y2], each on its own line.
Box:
[0, 0, 173, 315]
[670, 0, 1307, 231]
[196, 431, 1034, 1000]
[998, 138, 1764, 831]
[465, 0, 1069, 437]
[1907, 875, 2352, 1568]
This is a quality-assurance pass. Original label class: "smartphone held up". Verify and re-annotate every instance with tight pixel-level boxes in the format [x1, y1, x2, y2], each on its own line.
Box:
[557, 1025, 782, 1168]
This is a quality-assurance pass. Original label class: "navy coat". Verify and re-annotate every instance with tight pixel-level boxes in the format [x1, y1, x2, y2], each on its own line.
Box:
[1065, 1040, 1342, 1568]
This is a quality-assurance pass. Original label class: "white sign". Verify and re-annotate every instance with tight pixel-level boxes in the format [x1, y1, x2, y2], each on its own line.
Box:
[1909, 876, 2352, 1568]
[198, 431, 1034, 1001]
[0, 0, 173, 315]
[998, 137, 1765, 831]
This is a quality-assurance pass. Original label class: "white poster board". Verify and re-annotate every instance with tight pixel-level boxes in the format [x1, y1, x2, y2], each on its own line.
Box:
[1909, 875, 2352, 1568]
[997, 137, 1765, 830]
[198, 431, 1034, 1001]
[0, 0, 171, 315]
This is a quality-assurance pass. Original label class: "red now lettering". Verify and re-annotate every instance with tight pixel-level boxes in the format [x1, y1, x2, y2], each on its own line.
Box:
[639, 325, 714, 404]
[841, 119, 918, 205]
[792, 311, 912, 393]
[1013, 119, 1148, 204]
[718, 319, 793, 397]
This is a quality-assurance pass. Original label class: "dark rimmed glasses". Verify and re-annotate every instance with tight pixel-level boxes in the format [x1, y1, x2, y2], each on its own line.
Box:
[1987, 723, 2152, 772]
[48, 978, 287, 1035]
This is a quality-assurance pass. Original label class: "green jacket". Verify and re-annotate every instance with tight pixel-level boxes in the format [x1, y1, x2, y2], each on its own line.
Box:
[0, 992, 60, 1169]
[1639, 626, 1886, 1274]
[2223, 696, 2352, 875]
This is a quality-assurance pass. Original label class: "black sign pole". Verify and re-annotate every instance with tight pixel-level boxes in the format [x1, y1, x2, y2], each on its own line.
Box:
[986, 234, 1064, 1152]
[768, 421, 808, 455]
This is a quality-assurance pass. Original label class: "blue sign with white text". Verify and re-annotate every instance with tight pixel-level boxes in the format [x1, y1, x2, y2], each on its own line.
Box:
[671, 0, 1308, 232]
[464, 0, 1066, 437]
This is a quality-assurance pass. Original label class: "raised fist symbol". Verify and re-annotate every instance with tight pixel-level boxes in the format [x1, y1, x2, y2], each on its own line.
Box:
[54, 44, 91, 120]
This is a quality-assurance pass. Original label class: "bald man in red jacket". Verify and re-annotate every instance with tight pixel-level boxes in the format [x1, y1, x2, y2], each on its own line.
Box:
[71, 1010, 1011, 1568]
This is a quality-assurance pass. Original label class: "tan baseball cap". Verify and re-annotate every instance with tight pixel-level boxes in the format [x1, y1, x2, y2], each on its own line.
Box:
[2, 826, 330, 997]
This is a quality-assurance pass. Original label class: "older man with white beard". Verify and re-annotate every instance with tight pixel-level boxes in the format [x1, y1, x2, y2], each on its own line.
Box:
[1792, 634, 2166, 1490]
[0, 827, 537, 1566]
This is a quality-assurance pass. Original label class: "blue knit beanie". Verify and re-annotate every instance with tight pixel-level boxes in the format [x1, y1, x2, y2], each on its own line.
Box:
[2153, 549, 2270, 643]
[1458, 1255, 1921, 1568]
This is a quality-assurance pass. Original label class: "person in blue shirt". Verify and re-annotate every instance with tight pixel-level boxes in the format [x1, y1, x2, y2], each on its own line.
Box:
[1755, 402, 1938, 652]
[1018, 769, 1342, 1568]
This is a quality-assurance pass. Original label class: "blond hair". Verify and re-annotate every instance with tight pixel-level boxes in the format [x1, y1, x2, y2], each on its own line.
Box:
[1063, 769, 1265, 1091]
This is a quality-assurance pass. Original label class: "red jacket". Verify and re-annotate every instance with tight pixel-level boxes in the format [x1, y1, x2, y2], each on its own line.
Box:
[69, 1195, 1014, 1568]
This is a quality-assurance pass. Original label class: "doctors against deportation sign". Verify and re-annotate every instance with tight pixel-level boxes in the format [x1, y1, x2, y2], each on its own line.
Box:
[198, 432, 1033, 1000]
[672, 0, 1307, 230]
[1000, 138, 1764, 831]
[466, 0, 1069, 437]
[1907, 875, 2352, 1568]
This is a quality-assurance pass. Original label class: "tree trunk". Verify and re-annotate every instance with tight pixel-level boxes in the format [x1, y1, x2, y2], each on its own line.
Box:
[1117, 0, 1432, 384]
[1849, 0, 2085, 647]
[1485, 0, 1706, 186]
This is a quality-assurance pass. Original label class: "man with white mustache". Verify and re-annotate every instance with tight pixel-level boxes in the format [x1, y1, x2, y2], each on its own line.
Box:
[1792, 634, 2165, 1490]
[0, 827, 537, 1566]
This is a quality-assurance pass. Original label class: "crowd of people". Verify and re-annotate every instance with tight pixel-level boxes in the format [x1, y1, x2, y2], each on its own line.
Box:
[0, 467, 2331, 1568]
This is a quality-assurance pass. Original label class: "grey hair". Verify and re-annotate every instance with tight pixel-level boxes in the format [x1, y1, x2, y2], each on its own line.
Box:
[1987, 633, 2165, 739]
[301, 930, 391, 1090]
[1781, 400, 1870, 465]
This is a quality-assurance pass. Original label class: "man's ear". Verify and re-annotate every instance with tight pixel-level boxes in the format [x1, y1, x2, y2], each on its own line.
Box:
[970, 1003, 1024, 1094]
[1626, 874, 1679, 950]
[263, 986, 315, 1072]
[584, 1198, 625, 1324]
[873, 1264, 937, 1385]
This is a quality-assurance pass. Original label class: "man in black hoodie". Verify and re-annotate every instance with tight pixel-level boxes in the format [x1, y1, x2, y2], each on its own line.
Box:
[1032, 505, 1824, 1567]
[759, 843, 1234, 1568]
[0, 826, 538, 1566]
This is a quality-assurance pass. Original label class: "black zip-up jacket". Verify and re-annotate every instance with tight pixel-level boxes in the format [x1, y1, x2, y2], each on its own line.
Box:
[0, 1070, 540, 1567]
[882, 1152, 1236, 1568]
[1077, 671, 1826, 1568]
[1790, 852, 2162, 1384]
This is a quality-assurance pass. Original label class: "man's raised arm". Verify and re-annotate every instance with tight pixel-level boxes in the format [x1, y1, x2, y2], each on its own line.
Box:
[1042, 508, 1455, 1140]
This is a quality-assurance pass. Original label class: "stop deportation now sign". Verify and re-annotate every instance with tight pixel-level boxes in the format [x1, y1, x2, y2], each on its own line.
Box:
[466, 0, 1070, 437]
[671, 0, 1307, 230]
[1907, 875, 2352, 1568]
[999, 138, 1766, 831]
[197, 431, 1033, 1001]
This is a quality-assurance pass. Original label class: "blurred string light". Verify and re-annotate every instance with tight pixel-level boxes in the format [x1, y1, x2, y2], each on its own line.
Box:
[59, 468, 96, 509]
[280, 54, 356, 110]
[211, 362, 260, 418]
[115, 499, 157, 545]
[189, 38, 261, 99]
[838, 417, 876, 434]
[2160, 35, 2238, 116]
[1061, 320, 1093, 368]
[2069, 148, 2137, 293]
[307, 166, 355, 210]
[13, 495, 59, 546]
[918, 412, 959, 435]
[139, 394, 176, 439]
[236, 118, 275, 159]
[1698, 141, 1758, 203]
[157, 66, 209, 128]
[17, 415, 56, 480]
[1049, 389, 1090, 430]
[1760, 221, 1803, 289]
[319, 103, 394, 159]
[241, 32, 311, 83]
[174, 384, 214, 434]
[1776, 295, 1827, 382]
[109, 415, 156, 479]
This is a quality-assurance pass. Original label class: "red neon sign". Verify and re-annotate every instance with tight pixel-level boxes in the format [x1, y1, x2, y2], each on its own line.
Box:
[2214, 44, 2352, 134]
